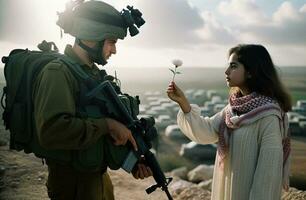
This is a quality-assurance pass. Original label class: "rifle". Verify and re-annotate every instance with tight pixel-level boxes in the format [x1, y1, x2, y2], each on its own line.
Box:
[85, 80, 173, 200]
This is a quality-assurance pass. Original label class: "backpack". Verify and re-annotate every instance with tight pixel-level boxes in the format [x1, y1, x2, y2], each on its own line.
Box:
[1, 41, 66, 152]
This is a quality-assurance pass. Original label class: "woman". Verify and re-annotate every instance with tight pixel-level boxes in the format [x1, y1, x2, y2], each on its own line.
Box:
[167, 44, 291, 200]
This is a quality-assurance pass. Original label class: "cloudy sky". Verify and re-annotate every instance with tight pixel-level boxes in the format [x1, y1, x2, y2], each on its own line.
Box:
[0, 0, 305, 68]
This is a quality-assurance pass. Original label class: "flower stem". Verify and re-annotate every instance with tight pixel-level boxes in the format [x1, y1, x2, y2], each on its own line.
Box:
[172, 66, 177, 82]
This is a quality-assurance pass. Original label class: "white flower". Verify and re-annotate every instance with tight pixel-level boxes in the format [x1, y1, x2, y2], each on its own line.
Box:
[172, 59, 183, 67]
[170, 59, 183, 81]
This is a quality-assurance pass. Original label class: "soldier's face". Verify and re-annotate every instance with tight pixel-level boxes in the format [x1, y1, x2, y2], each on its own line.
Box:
[103, 39, 117, 60]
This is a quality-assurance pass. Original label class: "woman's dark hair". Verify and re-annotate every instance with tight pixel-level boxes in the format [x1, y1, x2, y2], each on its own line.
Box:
[228, 44, 292, 112]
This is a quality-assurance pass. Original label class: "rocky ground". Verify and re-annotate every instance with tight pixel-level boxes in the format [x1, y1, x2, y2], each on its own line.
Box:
[0, 128, 167, 200]
[1, 126, 306, 200]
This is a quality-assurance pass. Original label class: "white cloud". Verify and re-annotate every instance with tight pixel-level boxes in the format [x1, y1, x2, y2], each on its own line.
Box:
[195, 11, 237, 44]
[217, 0, 268, 25]
[217, 0, 306, 46]
[119, 0, 205, 48]
[120, 0, 239, 48]
[273, 1, 300, 24]
[300, 4, 306, 13]
[104, 0, 306, 66]
[0, 0, 305, 67]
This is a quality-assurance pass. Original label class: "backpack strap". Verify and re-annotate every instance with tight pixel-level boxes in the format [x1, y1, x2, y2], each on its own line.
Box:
[57, 53, 101, 94]
[49, 54, 101, 118]
[55, 54, 90, 81]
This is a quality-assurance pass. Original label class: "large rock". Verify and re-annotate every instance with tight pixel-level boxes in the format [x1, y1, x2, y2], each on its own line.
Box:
[180, 142, 216, 162]
[198, 179, 213, 191]
[174, 185, 211, 200]
[0, 165, 5, 191]
[169, 174, 306, 200]
[187, 164, 214, 183]
[169, 179, 195, 196]
[0, 140, 7, 146]
[282, 187, 306, 200]
[170, 167, 188, 180]
[165, 125, 190, 143]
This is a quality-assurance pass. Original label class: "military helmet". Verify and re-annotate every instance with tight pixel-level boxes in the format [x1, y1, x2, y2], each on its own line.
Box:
[57, 1, 128, 41]
[56, 0, 145, 65]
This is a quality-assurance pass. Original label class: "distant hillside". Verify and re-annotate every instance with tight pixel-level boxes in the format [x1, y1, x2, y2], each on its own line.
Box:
[0, 66, 305, 96]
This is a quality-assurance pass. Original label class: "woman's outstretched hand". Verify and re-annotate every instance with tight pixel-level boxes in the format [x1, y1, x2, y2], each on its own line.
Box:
[167, 81, 185, 103]
[167, 81, 191, 113]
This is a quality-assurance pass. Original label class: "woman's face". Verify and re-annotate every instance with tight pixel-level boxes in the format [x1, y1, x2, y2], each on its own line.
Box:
[225, 53, 248, 90]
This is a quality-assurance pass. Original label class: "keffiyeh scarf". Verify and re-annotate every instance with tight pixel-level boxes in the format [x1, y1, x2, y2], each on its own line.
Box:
[217, 92, 291, 191]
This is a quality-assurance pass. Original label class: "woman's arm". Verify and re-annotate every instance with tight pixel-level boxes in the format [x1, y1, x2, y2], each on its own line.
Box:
[167, 81, 220, 144]
[177, 104, 220, 144]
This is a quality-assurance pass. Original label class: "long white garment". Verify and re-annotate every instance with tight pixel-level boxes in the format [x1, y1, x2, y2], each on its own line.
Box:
[177, 104, 284, 200]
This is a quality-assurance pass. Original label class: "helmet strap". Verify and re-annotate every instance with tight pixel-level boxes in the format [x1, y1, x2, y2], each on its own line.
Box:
[76, 38, 107, 66]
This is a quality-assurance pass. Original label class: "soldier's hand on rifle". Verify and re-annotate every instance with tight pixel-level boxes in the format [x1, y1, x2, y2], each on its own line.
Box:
[106, 118, 138, 151]
[132, 163, 153, 179]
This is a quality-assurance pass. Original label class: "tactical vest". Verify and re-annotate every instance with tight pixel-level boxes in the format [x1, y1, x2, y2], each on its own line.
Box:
[37, 57, 140, 171]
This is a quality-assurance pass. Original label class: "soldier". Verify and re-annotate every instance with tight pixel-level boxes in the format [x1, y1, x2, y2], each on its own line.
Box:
[32, 1, 152, 199]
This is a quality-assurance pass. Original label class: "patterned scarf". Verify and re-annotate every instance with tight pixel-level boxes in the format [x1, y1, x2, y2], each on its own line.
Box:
[217, 92, 291, 191]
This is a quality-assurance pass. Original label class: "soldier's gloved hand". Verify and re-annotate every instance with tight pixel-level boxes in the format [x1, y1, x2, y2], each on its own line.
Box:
[106, 118, 138, 151]
[132, 163, 153, 179]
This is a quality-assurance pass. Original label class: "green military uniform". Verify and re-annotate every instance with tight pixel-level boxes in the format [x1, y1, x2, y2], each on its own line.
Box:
[33, 45, 114, 200]
[31, 0, 145, 198]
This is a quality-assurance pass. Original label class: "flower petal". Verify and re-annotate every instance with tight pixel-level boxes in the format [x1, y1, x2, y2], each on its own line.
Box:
[172, 59, 183, 67]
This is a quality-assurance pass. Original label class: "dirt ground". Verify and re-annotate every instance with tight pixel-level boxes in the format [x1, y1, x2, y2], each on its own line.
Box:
[0, 144, 170, 200]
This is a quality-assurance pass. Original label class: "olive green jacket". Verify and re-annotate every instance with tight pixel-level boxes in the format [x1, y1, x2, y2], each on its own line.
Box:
[32, 45, 109, 150]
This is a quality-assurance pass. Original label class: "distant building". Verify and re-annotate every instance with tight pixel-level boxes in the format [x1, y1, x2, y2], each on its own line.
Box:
[297, 100, 306, 109]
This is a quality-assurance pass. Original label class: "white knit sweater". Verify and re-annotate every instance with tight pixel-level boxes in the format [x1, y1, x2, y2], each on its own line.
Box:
[177, 104, 285, 200]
